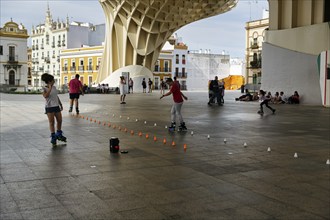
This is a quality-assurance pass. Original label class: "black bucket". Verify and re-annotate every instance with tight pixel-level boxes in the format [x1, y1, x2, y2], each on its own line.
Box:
[109, 137, 120, 153]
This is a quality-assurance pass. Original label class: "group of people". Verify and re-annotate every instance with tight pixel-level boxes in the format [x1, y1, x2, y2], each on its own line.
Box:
[41, 71, 301, 146]
[41, 72, 188, 146]
[236, 90, 300, 104]
[208, 76, 225, 106]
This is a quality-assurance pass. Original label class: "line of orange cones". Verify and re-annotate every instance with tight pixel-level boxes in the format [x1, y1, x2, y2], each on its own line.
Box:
[73, 114, 188, 152]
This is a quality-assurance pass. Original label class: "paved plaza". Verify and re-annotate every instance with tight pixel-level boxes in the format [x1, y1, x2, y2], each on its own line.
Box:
[0, 91, 329, 220]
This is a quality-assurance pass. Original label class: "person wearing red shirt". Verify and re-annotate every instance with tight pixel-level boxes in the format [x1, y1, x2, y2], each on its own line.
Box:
[160, 78, 188, 131]
[68, 74, 84, 114]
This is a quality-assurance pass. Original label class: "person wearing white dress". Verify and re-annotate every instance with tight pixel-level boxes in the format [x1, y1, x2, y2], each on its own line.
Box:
[119, 76, 127, 104]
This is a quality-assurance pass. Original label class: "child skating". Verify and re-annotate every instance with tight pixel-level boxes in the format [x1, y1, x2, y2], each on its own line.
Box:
[41, 73, 66, 147]
[160, 78, 188, 131]
[258, 90, 276, 115]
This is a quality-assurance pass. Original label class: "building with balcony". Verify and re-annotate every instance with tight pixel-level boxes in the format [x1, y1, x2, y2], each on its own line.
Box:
[154, 35, 188, 90]
[0, 19, 29, 91]
[262, 0, 329, 105]
[60, 46, 103, 87]
[245, 16, 269, 91]
[30, 5, 105, 90]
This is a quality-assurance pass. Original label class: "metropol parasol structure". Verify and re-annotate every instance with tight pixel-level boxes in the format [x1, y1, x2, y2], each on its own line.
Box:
[97, 0, 329, 106]
[96, 0, 238, 90]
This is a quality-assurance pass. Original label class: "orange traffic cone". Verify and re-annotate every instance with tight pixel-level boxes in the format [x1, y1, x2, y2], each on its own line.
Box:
[146, 133, 149, 139]
[184, 144, 187, 152]
[163, 138, 167, 144]
[130, 130, 134, 135]
[172, 141, 176, 147]
[153, 136, 157, 141]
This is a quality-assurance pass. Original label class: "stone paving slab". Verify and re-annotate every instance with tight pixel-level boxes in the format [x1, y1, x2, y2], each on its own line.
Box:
[0, 91, 329, 220]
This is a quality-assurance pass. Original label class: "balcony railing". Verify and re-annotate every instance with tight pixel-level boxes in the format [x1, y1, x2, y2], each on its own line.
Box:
[78, 66, 84, 71]
[70, 66, 76, 71]
[7, 55, 18, 63]
[154, 67, 171, 72]
[45, 57, 50, 63]
[87, 65, 93, 71]
[251, 43, 259, 49]
[36, 45, 39, 50]
[52, 43, 55, 48]
[41, 44, 44, 49]
[250, 60, 261, 69]
[175, 72, 187, 78]
[62, 67, 68, 72]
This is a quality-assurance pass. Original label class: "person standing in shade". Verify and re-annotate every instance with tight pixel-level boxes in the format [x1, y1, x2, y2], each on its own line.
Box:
[148, 78, 153, 93]
[160, 78, 188, 131]
[68, 74, 84, 114]
[208, 76, 221, 105]
[41, 73, 66, 146]
[119, 76, 127, 104]
[128, 78, 134, 94]
[142, 78, 147, 93]
[160, 79, 166, 95]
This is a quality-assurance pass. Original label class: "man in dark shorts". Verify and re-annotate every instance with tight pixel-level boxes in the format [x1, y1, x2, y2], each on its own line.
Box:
[68, 74, 84, 114]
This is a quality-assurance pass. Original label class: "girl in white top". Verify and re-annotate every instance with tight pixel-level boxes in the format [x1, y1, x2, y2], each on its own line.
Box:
[41, 73, 66, 146]
[119, 76, 127, 104]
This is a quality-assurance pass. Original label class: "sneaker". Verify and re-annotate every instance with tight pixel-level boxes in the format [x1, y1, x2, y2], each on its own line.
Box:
[272, 109, 276, 114]
[69, 107, 73, 113]
[76, 108, 79, 114]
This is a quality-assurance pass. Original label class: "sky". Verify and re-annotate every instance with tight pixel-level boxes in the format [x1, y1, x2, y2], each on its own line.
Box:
[1, 0, 269, 59]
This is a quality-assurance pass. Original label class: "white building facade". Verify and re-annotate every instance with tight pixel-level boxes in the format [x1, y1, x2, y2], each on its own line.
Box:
[0, 19, 29, 91]
[186, 50, 230, 91]
[30, 6, 105, 89]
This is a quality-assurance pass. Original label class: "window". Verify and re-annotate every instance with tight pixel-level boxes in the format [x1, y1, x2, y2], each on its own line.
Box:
[164, 60, 169, 72]
[88, 76, 93, 86]
[79, 59, 84, 71]
[182, 55, 186, 64]
[175, 54, 179, 64]
[88, 58, 92, 70]
[9, 70, 15, 85]
[154, 60, 159, 71]
[0, 45, 3, 55]
[9, 46, 15, 61]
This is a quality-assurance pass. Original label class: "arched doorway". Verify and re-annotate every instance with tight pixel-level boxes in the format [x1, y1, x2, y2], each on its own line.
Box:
[9, 70, 15, 85]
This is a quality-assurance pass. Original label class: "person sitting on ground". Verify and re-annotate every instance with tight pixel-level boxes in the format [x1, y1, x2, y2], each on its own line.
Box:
[235, 89, 253, 101]
[288, 91, 300, 104]
[267, 91, 273, 103]
[279, 91, 288, 104]
[96, 84, 101, 93]
[273, 91, 281, 104]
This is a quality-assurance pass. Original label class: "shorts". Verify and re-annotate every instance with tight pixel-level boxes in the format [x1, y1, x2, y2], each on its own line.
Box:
[45, 106, 61, 114]
[69, 93, 80, 99]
